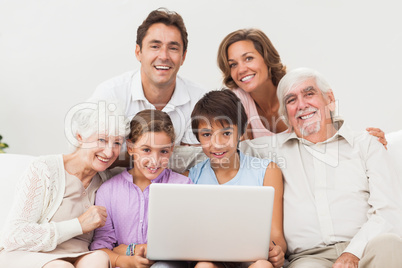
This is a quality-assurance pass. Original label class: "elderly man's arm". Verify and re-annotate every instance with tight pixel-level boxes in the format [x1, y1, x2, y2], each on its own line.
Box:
[337, 135, 402, 261]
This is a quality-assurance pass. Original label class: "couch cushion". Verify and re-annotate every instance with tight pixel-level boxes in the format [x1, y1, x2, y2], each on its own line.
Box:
[0, 154, 35, 231]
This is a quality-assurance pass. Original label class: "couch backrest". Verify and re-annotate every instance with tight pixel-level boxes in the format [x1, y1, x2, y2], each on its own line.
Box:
[0, 154, 35, 231]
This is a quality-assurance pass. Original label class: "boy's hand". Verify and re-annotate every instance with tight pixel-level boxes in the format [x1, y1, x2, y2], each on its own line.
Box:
[268, 244, 285, 268]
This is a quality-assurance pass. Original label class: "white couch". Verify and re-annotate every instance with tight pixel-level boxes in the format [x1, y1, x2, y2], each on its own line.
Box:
[1, 131, 402, 232]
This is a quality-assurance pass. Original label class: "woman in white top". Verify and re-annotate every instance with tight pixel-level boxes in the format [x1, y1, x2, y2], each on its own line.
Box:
[217, 28, 387, 146]
[0, 101, 129, 268]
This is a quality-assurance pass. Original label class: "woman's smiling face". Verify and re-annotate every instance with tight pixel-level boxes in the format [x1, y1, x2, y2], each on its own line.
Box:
[227, 40, 271, 93]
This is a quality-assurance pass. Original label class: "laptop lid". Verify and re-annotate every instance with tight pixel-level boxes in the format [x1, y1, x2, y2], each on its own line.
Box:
[146, 184, 275, 262]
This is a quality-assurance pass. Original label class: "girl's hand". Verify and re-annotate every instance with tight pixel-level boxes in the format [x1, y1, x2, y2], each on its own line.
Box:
[129, 246, 154, 268]
[268, 244, 285, 268]
[134, 244, 148, 256]
[78, 205, 107, 233]
[366, 127, 388, 149]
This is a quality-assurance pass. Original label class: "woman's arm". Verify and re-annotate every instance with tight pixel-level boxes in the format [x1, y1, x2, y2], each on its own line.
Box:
[263, 161, 287, 268]
[366, 127, 387, 149]
[1, 159, 82, 252]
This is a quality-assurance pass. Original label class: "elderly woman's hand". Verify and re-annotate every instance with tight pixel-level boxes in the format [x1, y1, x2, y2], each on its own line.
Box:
[78, 205, 107, 234]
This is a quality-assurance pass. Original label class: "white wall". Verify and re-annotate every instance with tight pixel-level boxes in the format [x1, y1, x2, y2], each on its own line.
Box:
[1, 0, 401, 155]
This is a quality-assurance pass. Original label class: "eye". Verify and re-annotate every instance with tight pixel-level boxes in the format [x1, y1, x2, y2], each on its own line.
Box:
[143, 148, 151, 153]
[201, 133, 211, 137]
[98, 138, 107, 143]
[286, 98, 296, 105]
[114, 141, 122, 146]
[306, 92, 315, 97]
[245, 56, 253, 61]
[229, 63, 237, 68]
[169, 46, 179, 51]
[223, 131, 232, 136]
[150, 45, 159, 49]
[161, 149, 170, 154]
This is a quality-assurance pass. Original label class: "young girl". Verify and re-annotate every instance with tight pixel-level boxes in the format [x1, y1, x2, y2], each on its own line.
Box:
[90, 109, 192, 268]
[186, 89, 286, 268]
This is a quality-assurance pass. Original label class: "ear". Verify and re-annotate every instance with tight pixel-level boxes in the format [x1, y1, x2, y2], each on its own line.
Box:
[326, 89, 336, 112]
[76, 133, 83, 142]
[180, 50, 187, 66]
[135, 44, 141, 62]
[126, 139, 134, 155]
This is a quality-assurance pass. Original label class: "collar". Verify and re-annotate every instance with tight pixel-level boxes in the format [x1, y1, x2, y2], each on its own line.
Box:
[279, 119, 355, 147]
[150, 168, 168, 183]
[130, 70, 191, 111]
[123, 168, 168, 184]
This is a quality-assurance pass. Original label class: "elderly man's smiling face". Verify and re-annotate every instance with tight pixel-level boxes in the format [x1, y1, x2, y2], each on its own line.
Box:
[284, 78, 335, 142]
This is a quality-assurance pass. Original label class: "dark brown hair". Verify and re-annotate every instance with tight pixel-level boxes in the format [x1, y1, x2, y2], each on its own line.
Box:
[136, 8, 188, 54]
[128, 109, 175, 144]
[191, 89, 248, 141]
[217, 28, 286, 89]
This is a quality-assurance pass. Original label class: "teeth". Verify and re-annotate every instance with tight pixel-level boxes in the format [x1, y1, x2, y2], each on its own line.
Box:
[147, 167, 159, 174]
[97, 156, 109, 162]
[301, 113, 315, 120]
[241, 75, 254, 82]
[214, 152, 224, 156]
[155, 66, 170, 70]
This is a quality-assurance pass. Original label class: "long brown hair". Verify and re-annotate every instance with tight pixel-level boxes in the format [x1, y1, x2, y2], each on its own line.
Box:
[217, 28, 286, 89]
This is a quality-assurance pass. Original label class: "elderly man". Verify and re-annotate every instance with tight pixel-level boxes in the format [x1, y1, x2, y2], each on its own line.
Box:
[240, 68, 402, 267]
[89, 8, 206, 145]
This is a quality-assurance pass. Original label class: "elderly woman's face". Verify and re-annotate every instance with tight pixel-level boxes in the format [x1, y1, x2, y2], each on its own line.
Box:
[79, 132, 124, 172]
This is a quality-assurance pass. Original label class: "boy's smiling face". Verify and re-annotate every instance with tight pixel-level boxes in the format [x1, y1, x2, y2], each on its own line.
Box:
[197, 120, 240, 169]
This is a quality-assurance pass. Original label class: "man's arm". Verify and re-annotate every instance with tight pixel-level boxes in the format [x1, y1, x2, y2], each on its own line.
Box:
[341, 135, 402, 259]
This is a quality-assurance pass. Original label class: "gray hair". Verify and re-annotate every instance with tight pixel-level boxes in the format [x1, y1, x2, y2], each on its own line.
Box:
[65, 100, 130, 148]
[277, 68, 333, 127]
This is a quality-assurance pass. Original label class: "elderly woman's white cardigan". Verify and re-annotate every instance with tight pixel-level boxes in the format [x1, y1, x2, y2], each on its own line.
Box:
[0, 154, 108, 252]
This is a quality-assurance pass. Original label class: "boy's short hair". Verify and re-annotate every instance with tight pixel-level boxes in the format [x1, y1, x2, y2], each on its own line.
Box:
[191, 89, 248, 141]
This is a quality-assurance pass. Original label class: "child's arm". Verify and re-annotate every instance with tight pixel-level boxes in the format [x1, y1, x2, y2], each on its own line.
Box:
[263, 161, 287, 268]
[113, 243, 148, 255]
[101, 247, 154, 268]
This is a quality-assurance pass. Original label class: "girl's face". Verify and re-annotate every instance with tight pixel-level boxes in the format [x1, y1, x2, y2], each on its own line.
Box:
[127, 131, 174, 181]
[227, 40, 271, 93]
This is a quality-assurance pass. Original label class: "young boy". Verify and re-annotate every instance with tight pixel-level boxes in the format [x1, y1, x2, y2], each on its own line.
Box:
[186, 89, 286, 268]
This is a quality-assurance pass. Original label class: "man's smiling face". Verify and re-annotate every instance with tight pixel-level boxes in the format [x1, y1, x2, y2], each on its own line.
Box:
[284, 78, 334, 140]
[136, 23, 186, 90]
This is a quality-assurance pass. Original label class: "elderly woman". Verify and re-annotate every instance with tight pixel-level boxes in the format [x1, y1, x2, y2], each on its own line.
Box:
[0, 101, 129, 268]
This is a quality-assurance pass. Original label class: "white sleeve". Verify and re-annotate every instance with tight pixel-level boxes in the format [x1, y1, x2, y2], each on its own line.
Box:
[0, 159, 82, 252]
[344, 137, 402, 258]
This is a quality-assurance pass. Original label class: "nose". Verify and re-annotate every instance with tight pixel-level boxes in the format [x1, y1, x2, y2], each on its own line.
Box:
[212, 133, 227, 149]
[158, 46, 168, 60]
[148, 151, 159, 165]
[238, 61, 247, 75]
[297, 96, 309, 110]
[103, 145, 114, 158]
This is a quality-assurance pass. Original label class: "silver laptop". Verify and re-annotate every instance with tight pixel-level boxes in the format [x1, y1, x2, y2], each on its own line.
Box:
[146, 184, 275, 262]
